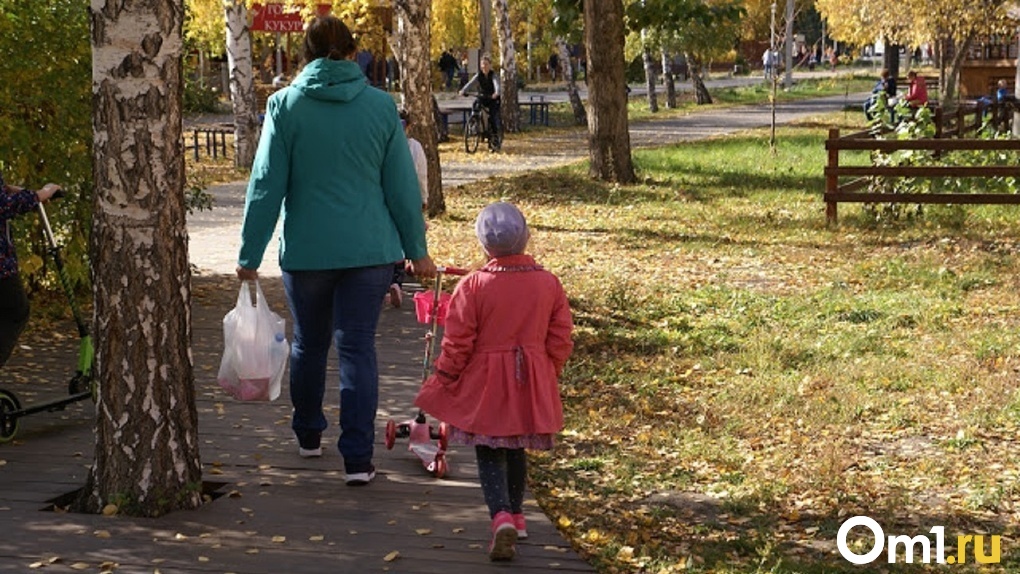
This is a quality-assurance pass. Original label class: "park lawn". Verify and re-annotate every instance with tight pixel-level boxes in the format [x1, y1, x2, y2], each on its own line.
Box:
[423, 113, 1020, 573]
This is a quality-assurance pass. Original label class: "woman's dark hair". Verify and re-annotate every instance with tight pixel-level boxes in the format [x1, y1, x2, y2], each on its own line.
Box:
[303, 16, 357, 63]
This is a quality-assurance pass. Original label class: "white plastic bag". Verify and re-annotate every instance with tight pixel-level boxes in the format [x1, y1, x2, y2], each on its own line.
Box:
[217, 280, 288, 401]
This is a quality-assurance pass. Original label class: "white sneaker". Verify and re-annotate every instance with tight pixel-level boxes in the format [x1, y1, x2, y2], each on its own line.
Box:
[345, 465, 376, 486]
[298, 446, 322, 458]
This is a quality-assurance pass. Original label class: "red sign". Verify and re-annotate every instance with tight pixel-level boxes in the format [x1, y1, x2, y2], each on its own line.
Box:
[250, 3, 330, 33]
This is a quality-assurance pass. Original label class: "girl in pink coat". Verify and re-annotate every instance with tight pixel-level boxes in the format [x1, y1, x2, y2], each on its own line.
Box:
[414, 202, 573, 561]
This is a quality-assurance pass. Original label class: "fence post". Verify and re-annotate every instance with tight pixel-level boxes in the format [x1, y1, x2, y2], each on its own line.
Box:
[826, 128, 839, 225]
[192, 131, 199, 162]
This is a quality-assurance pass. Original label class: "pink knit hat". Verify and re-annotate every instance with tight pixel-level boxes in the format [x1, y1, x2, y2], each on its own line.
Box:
[475, 202, 529, 257]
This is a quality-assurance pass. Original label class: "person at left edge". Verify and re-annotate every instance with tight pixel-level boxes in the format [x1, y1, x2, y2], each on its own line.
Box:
[0, 172, 62, 367]
[236, 15, 436, 486]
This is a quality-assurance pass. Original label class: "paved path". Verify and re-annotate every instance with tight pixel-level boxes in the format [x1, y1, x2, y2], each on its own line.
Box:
[0, 88, 865, 574]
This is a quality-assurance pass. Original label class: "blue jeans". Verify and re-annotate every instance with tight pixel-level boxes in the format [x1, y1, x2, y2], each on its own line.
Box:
[282, 264, 392, 473]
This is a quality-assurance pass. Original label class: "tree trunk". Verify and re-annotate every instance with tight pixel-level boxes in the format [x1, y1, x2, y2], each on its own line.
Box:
[941, 34, 972, 106]
[642, 36, 657, 113]
[224, 1, 258, 169]
[661, 50, 676, 109]
[478, 0, 492, 57]
[396, 0, 445, 216]
[688, 53, 712, 105]
[583, 0, 635, 183]
[494, 0, 519, 134]
[556, 38, 586, 124]
[81, 0, 202, 517]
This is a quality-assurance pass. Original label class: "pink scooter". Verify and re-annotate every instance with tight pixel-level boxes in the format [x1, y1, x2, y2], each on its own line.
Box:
[384, 266, 467, 478]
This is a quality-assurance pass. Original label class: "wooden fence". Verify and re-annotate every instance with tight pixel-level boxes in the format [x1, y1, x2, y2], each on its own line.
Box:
[188, 128, 232, 162]
[824, 126, 1020, 224]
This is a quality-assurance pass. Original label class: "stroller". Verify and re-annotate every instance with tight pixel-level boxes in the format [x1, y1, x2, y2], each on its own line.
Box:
[384, 265, 467, 478]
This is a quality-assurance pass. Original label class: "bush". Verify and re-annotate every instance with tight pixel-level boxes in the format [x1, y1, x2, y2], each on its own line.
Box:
[184, 77, 223, 113]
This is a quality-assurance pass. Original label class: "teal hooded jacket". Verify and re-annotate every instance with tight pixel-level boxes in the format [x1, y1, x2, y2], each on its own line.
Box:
[238, 58, 428, 271]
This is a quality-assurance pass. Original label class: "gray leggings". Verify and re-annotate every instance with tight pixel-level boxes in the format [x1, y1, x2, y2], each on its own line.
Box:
[0, 275, 29, 368]
[475, 446, 527, 518]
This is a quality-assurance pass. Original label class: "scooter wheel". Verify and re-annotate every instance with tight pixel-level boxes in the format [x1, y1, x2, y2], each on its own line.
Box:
[0, 389, 22, 443]
[384, 419, 396, 450]
[433, 453, 448, 479]
[437, 422, 449, 451]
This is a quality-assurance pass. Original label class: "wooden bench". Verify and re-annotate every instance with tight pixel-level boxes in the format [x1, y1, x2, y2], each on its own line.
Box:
[188, 127, 232, 162]
[519, 96, 550, 126]
[824, 127, 1020, 224]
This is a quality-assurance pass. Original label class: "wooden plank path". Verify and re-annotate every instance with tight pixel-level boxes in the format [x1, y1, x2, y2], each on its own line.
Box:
[0, 276, 593, 573]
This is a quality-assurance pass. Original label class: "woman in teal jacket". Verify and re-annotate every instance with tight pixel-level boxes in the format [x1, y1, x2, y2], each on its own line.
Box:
[237, 15, 436, 486]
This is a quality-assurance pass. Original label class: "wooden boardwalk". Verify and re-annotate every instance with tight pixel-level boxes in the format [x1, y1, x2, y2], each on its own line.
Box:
[0, 276, 594, 573]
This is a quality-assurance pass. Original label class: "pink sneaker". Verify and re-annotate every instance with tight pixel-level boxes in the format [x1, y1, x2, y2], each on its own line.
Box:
[488, 511, 518, 561]
[512, 513, 528, 539]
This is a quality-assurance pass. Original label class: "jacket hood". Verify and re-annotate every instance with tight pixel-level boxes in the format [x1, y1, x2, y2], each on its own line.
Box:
[291, 58, 367, 102]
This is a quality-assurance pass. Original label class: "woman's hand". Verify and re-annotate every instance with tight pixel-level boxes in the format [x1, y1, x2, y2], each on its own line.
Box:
[407, 255, 436, 279]
[236, 266, 259, 281]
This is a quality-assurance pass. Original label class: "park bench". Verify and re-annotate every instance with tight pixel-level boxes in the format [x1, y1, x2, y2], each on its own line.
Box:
[823, 113, 1020, 224]
[188, 127, 232, 162]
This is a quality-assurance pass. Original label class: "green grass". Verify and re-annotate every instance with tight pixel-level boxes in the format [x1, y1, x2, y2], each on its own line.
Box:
[424, 113, 1020, 573]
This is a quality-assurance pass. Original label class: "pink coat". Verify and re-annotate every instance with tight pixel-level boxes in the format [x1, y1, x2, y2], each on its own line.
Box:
[414, 255, 573, 437]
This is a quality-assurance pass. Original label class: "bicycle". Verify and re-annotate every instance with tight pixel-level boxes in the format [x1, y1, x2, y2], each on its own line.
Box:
[463, 94, 502, 154]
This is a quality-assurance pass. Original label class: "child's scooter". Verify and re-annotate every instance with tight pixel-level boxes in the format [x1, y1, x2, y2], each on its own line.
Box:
[0, 194, 94, 442]
[384, 265, 467, 478]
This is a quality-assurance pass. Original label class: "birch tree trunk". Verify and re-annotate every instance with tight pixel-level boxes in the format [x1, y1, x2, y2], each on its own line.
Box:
[224, 0, 259, 169]
[688, 53, 713, 104]
[642, 33, 658, 113]
[661, 50, 676, 108]
[583, 0, 635, 182]
[556, 38, 586, 124]
[494, 0, 519, 133]
[79, 0, 202, 517]
[396, 0, 445, 216]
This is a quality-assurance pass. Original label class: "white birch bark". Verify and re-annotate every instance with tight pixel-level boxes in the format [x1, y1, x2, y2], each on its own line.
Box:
[82, 0, 202, 516]
[395, 0, 445, 215]
[494, 0, 519, 133]
[224, 0, 259, 169]
[556, 37, 586, 124]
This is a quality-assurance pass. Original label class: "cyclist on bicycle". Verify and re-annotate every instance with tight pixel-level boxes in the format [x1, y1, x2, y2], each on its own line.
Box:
[459, 55, 501, 150]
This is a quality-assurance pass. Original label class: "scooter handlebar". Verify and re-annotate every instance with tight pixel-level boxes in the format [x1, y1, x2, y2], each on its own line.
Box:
[437, 266, 469, 276]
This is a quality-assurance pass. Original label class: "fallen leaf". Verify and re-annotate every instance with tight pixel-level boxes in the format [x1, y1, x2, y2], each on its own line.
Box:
[309, 535, 325, 541]
[101, 504, 118, 516]
[271, 536, 286, 543]
[383, 551, 400, 562]
[94, 530, 111, 539]
[415, 529, 432, 535]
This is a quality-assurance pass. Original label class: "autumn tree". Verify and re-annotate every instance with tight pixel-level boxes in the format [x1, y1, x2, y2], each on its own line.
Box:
[552, 0, 587, 124]
[0, 0, 92, 290]
[79, 0, 203, 516]
[395, 0, 446, 216]
[584, 0, 635, 182]
[494, 0, 521, 133]
[627, 0, 744, 105]
[816, 0, 1012, 103]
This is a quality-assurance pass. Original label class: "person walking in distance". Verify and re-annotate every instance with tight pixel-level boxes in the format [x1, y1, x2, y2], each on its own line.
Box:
[414, 202, 574, 561]
[236, 15, 436, 486]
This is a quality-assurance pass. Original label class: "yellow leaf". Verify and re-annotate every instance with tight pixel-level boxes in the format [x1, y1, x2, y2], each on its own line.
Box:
[309, 535, 325, 541]
[101, 504, 118, 516]
[70, 563, 90, 571]
[245, 549, 259, 554]
[198, 556, 210, 562]
[94, 530, 111, 539]
[415, 529, 432, 535]
[271, 536, 286, 543]
[383, 551, 400, 562]
[557, 516, 572, 528]
[617, 546, 635, 562]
